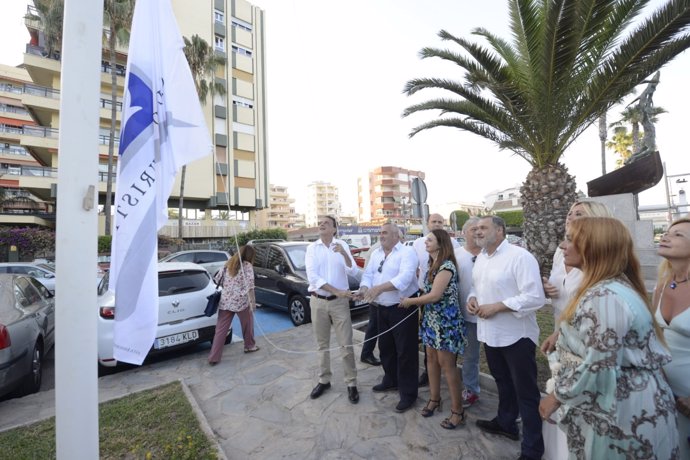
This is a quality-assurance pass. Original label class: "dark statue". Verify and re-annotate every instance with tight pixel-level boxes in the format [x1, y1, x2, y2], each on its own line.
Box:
[625, 71, 660, 164]
[587, 72, 663, 197]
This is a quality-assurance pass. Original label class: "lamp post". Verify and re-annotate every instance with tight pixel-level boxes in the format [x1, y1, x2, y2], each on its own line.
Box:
[401, 195, 409, 236]
[666, 170, 690, 223]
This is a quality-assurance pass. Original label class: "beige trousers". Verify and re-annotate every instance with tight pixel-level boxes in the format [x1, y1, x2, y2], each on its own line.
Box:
[310, 296, 357, 386]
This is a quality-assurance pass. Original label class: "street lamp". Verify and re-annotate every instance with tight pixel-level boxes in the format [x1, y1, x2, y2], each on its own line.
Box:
[665, 169, 690, 223]
[400, 195, 409, 235]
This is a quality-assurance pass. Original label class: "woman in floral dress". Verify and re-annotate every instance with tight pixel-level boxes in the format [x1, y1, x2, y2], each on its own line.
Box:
[539, 217, 678, 459]
[401, 229, 466, 429]
[208, 245, 259, 365]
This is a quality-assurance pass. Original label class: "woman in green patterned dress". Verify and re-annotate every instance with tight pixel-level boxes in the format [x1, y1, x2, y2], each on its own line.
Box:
[539, 217, 678, 459]
[401, 229, 466, 429]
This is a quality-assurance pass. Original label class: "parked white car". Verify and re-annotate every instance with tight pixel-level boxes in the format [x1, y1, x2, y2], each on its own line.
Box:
[97, 262, 229, 367]
[159, 250, 231, 277]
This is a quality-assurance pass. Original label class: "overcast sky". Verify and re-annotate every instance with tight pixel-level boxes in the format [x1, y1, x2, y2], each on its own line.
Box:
[2, 0, 688, 216]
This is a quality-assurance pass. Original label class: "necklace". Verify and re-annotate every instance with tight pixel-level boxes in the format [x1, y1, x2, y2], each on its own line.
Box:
[670, 277, 690, 289]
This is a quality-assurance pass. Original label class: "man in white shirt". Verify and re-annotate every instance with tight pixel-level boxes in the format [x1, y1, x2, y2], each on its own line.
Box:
[467, 216, 545, 460]
[357, 223, 419, 412]
[454, 217, 481, 408]
[413, 213, 460, 386]
[305, 216, 360, 404]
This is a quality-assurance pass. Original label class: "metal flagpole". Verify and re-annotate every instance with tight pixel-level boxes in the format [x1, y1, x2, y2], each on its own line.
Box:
[54, 0, 103, 457]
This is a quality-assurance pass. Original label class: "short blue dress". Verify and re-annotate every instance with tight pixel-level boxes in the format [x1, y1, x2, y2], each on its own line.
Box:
[420, 260, 465, 354]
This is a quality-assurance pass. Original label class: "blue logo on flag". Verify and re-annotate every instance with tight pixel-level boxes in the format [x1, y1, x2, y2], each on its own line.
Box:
[119, 72, 153, 155]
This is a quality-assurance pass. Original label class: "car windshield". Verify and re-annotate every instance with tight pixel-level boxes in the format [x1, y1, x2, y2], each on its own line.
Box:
[284, 245, 307, 271]
[36, 263, 55, 273]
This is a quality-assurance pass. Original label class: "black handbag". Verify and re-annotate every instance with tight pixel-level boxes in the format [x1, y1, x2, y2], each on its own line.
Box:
[204, 269, 225, 317]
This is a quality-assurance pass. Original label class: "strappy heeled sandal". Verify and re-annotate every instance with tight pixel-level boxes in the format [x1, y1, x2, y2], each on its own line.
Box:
[421, 399, 442, 417]
[440, 409, 466, 429]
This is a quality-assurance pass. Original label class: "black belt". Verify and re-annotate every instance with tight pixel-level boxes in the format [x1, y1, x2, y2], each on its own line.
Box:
[370, 302, 399, 308]
[312, 293, 337, 301]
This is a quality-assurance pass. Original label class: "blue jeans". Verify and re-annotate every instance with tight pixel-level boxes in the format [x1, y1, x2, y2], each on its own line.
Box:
[461, 321, 480, 395]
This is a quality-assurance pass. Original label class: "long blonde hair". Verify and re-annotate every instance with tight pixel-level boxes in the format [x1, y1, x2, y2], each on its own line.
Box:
[657, 217, 690, 288]
[561, 217, 664, 342]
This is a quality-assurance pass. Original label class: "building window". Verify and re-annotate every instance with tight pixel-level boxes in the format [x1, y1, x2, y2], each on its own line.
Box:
[231, 45, 252, 57]
[232, 97, 253, 109]
[214, 35, 225, 51]
[214, 9, 224, 23]
[231, 18, 252, 32]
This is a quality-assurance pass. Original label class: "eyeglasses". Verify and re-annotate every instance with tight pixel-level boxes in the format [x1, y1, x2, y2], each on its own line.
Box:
[378, 259, 385, 273]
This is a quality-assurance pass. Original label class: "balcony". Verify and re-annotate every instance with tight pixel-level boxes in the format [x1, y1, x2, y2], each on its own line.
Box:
[0, 123, 119, 166]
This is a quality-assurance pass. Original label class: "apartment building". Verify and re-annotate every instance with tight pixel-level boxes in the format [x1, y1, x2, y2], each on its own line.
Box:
[357, 166, 425, 225]
[305, 181, 341, 228]
[14, 0, 268, 239]
[0, 63, 53, 226]
[254, 184, 299, 229]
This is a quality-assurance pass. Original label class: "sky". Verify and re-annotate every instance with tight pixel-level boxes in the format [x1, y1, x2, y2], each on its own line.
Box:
[1, 0, 689, 217]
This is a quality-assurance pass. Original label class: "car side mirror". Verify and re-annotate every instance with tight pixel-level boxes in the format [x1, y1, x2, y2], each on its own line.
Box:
[274, 264, 285, 275]
[44, 273, 55, 279]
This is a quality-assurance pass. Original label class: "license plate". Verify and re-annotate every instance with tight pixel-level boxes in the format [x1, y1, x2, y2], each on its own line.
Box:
[354, 300, 367, 307]
[154, 330, 199, 349]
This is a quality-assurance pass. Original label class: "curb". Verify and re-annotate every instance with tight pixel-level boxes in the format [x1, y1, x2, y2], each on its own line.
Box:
[179, 379, 228, 460]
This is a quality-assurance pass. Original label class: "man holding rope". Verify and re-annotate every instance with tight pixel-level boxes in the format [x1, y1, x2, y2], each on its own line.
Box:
[356, 222, 419, 412]
[305, 216, 361, 404]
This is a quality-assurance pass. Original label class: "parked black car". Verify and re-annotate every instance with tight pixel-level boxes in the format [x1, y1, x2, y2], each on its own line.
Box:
[249, 241, 367, 326]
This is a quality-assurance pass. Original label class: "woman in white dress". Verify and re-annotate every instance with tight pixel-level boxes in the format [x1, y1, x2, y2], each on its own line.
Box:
[654, 217, 690, 458]
[541, 200, 612, 353]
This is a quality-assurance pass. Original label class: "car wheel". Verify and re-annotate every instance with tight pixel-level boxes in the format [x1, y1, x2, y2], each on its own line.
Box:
[20, 341, 44, 395]
[224, 327, 234, 344]
[289, 295, 310, 326]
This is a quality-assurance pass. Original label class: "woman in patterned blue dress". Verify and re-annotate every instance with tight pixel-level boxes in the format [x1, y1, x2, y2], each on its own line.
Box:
[539, 217, 679, 459]
[401, 229, 466, 429]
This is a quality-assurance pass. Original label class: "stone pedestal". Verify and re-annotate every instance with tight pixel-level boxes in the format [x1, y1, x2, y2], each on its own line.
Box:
[590, 193, 659, 291]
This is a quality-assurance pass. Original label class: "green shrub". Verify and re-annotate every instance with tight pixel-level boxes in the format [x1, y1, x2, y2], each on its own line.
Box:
[495, 210, 524, 228]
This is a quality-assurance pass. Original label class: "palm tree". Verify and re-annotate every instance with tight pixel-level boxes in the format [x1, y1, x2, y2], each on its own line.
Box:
[598, 115, 607, 175]
[606, 127, 635, 167]
[103, 0, 134, 236]
[609, 104, 666, 155]
[179, 34, 226, 238]
[403, 0, 690, 273]
[33, 0, 64, 59]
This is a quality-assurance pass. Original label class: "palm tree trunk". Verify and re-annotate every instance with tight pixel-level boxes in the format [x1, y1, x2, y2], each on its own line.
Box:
[520, 163, 578, 276]
[178, 165, 186, 239]
[598, 114, 607, 175]
[631, 121, 640, 154]
[104, 29, 117, 236]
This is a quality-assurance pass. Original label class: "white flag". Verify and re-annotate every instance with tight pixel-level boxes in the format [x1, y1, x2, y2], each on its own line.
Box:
[111, 0, 212, 365]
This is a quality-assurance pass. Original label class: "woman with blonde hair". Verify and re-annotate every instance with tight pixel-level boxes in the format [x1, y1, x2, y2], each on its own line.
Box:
[208, 245, 259, 365]
[654, 216, 690, 458]
[401, 229, 467, 430]
[539, 217, 678, 459]
[541, 200, 612, 353]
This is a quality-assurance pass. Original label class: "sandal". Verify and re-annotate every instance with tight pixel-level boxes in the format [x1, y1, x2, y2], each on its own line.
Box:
[244, 346, 260, 353]
[421, 399, 442, 417]
[440, 409, 466, 430]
